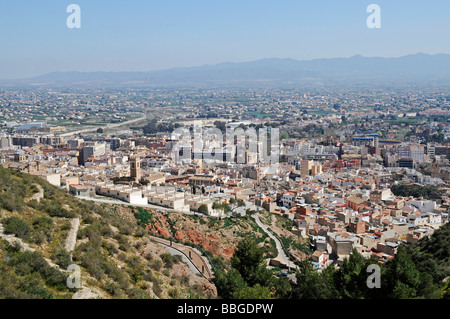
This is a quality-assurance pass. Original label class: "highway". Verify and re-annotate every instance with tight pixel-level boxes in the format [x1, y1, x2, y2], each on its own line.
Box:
[60, 112, 148, 137]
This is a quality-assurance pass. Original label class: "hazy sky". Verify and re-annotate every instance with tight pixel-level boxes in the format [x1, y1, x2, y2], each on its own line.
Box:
[1, 0, 450, 79]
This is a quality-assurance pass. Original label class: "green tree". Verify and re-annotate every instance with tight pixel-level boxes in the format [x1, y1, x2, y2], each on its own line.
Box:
[273, 276, 292, 299]
[357, 258, 386, 299]
[234, 284, 272, 299]
[198, 204, 208, 215]
[333, 249, 367, 299]
[407, 222, 450, 283]
[231, 237, 273, 287]
[294, 259, 335, 299]
[214, 237, 279, 299]
[236, 200, 245, 207]
[385, 246, 421, 298]
[214, 269, 247, 299]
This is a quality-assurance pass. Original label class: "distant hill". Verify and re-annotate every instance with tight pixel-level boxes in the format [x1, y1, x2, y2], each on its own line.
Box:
[4, 53, 450, 88]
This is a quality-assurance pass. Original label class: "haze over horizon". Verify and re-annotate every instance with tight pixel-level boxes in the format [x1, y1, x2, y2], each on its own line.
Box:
[1, 1, 450, 79]
[6, 52, 449, 80]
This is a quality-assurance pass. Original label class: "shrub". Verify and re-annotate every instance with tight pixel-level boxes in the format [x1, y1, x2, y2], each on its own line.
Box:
[150, 259, 163, 272]
[116, 234, 131, 251]
[144, 252, 153, 261]
[51, 248, 72, 269]
[32, 217, 53, 230]
[162, 269, 170, 277]
[127, 287, 150, 299]
[102, 241, 118, 256]
[180, 274, 190, 286]
[104, 280, 122, 297]
[134, 228, 147, 237]
[18, 276, 54, 299]
[118, 223, 134, 236]
[8, 251, 68, 291]
[109, 268, 131, 290]
[168, 288, 179, 298]
[2, 217, 31, 240]
[0, 193, 24, 213]
[160, 253, 175, 269]
[32, 230, 47, 246]
[82, 215, 95, 224]
[152, 280, 163, 297]
[44, 202, 76, 218]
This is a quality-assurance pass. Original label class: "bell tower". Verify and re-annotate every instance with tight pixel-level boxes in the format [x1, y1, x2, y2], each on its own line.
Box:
[130, 155, 141, 182]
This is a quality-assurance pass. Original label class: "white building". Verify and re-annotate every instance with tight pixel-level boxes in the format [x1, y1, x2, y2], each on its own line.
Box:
[410, 200, 437, 213]
[95, 183, 148, 205]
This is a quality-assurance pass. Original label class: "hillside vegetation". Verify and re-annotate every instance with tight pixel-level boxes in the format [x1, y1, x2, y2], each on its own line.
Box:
[129, 206, 278, 263]
[0, 167, 215, 299]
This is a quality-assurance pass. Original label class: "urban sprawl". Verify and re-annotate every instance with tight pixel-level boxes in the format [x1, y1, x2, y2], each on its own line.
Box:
[2, 86, 450, 270]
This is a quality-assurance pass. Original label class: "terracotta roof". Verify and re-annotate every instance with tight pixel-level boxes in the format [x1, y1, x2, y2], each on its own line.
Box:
[312, 250, 324, 257]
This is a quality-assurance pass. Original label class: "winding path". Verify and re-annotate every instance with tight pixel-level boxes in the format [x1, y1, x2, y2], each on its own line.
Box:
[65, 217, 80, 253]
[150, 236, 214, 280]
[252, 213, 296, 270]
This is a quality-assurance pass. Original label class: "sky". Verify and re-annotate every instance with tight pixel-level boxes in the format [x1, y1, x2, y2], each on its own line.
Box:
[1, 0, 450, 79]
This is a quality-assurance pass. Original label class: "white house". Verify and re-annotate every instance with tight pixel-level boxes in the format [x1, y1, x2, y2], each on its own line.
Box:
[410, 200, 436, 213]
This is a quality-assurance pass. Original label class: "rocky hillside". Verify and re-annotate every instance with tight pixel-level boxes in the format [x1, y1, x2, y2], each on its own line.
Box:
[121, 205, 278, 264]
[0, 167, 216, 299]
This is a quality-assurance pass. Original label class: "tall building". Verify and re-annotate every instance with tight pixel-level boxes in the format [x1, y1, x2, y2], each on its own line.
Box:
[398, 158, 414, 169]
[427, 144, 449, 159]
[311, 165, 323, 176]
[12, 136, 39, 147]
[130, 155, 141, 182]
[78, 142, 106, 166]
[67, 138, 84, 149]
[300, 160, 313, 179]
[352, 136, 375, 147]
[0, 135, 12, 149]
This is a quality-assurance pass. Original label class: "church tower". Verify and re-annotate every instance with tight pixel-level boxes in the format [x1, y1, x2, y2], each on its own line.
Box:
[130, 155, 141, 182]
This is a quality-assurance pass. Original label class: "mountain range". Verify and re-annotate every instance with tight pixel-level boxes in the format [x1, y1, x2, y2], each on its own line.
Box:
[3, 53, 450, 88]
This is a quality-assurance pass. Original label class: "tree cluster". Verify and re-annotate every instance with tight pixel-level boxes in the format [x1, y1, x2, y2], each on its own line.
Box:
[214, 237, 292, 299]
[391, 184, 443, 201]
